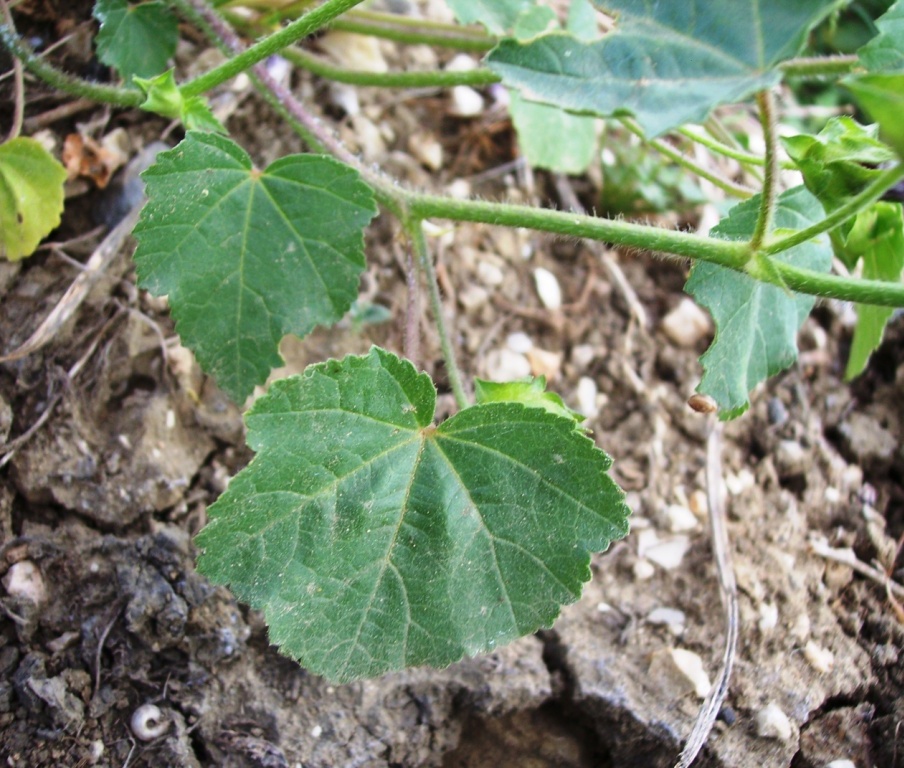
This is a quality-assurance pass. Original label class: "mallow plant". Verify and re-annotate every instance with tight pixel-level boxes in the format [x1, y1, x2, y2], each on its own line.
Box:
[2, 0, 903, 687]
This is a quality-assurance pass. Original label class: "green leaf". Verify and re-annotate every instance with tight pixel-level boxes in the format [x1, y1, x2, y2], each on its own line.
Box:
[844, 73, 904, 157]
[93, 0, 178, 81]
[133, 132, 378, 402]
[444, 0, 535, 34]
[134, 70, 225, 132]
[843, 203, 904, 379]
[782, 117, 896, 224]
[858, 0, 904, 73]
[474, 376, 585, 426]
[486, 0, 842, 136]
[0, 137, 66, 262]
[686, 187, 833, 418]
[505, 0, 598, 174]
[196, 348, 630, 682]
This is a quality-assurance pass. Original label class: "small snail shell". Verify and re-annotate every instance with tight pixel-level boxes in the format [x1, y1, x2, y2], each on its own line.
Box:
[130, 704, 170, 741]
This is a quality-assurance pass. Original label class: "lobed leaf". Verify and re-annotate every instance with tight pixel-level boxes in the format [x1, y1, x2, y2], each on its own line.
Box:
[132, 132, 377, 402]
[196, 348, 630, 682]
[487, 0, 842, 136]
[858, 0, 904, 73]
[0, 138, 67, 262]
[93, 0, 179, 82]
[686, 187, 833, 418]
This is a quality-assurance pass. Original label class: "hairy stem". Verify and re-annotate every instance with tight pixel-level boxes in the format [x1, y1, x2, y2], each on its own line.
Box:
[779, 54, 859, 79]
[406, 193, 751, 270]
[768, 260, 904, 307]
[620, 118, 755, 199]
[330, 18, 497, 53]
[0, 25, 142, 107]
[408, 219, 469, 409]
[750, 90, 779, 251]
[180, 0, 367, 98]
[282, 47, 500, 88]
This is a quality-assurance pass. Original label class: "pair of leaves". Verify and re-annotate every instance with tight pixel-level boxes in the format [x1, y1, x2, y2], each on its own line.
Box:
[687, 187, 833, 418]
[0, 138, 66, 262]
[133, 131, 378, 402]
[486, 0, 845, 136]
[196, 347, 630, 681]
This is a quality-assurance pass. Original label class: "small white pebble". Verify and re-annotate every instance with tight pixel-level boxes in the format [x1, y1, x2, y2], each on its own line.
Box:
[506, 332, 534, 354]
[408, 132, 443, 171]
[725, 469, 755, 495]
[310, 724, 323, 738]
[526, 348, 562, 380]
[649, 648, 711, 698]
[477, 261, 504, 287]
[596, 602, 613, 613]
[575, 377, 599, 419]
[445, 53, 478, 72]
[533, 267, 562, 309]
[448, 86, 484, 117]
[824, 761, 856, 768]
[646, 607, 686, 636]
[804, 641, 835, 673]
[756, 702, 793, 741]
[662, 504, 699, 533]
[633, 559, 655, 580]
[791, 613, 811, 641]
[89, 740, 105, 761]
[484, 349, 531, 381]
[758, 602, 779, 632]
[824, 486, 841, 504]
[131, 704, 170, 741]
[637, 530, 691, 570]
[2, 560, 46, 605]
[458, 284, 489, 311]
[661, 298, 711, 347]
[447, 179, 471, 199]
[570, 344, 595, 369]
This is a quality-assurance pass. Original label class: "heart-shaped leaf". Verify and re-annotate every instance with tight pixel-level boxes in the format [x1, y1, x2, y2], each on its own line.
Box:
[196, 348, 630, 681]
[133, 132, 377, 402]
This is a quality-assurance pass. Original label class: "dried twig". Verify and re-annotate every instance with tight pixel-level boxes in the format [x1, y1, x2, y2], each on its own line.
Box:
[0, 204, 141, 363]
[675, 420, 739, 768]
[810, 537, 904, 600]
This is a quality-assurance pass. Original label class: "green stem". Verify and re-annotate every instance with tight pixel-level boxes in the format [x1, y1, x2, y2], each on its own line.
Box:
[407, 218, 470, 409]
[348, 8, 490, 37]
[0, 26, 142, 107]
[679, 127, 764, 167]
[762, 163, 904, 255]
[779, 54, 859, 79]
[620, 118, 755, 199]
[769, 261, 904, 307]
[181, 0, 367, 98]
[281, 47, 500, 88]
[329, 17, 495, 52]
[406, 193, 751, 270]
[750, 90, 779, 251]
